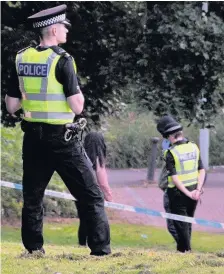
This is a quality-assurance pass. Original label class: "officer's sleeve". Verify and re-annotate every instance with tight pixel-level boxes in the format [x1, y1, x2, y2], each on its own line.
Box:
[165, 151, 177, 176]
[6, 63, 22, 99]
[56, 57, 80, 97]
[198, 155, 204, 170]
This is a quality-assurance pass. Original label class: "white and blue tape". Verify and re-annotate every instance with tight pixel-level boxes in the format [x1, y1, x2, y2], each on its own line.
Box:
[1, 180, 224, 230]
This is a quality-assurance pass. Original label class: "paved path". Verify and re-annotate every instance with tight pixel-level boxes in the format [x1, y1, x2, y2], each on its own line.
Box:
[107, 168, 224, 233]
[107, 168, 224, 188]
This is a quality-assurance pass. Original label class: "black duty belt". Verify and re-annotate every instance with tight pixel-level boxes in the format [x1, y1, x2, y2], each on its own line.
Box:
[21, 118, 87, 141]
[21, 120, 66, 134]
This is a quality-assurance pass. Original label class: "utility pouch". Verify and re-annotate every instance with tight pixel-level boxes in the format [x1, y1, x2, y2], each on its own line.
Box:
[158, 163, 169, 191]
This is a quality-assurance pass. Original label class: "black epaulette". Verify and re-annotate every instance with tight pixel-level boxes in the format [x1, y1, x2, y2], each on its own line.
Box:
[51, 46, 72, 59]
[17, 46, 32, 54]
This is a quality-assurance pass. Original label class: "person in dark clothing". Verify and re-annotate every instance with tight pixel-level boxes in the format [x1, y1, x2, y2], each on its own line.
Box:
[5, 5, 111, 256]
[157, 116, 205, 253]
[159, 138, 179, 244]
[163, 191, 179, 243]
[76, 132, 113, 246]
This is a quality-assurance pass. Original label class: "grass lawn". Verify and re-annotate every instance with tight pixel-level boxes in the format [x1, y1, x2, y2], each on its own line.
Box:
[1, 222, 224, 274]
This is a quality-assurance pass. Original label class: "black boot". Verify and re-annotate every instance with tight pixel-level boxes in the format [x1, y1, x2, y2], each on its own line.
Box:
[28, 247, 45, 254]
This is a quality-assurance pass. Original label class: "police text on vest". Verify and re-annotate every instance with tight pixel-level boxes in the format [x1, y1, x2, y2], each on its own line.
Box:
[18, 63, 49, 77]
[179, 152, 197, 162]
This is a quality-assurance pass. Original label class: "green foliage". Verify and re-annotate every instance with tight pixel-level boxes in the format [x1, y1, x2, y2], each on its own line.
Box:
[103, 108, 224, 168]
[209, 113, 224, 165]
[1, 187, 77, 220]
[1, 188, 23, 218]
[1, 124, 77, 219]
[109, 2, 224, 125]
[105, 110, 157, 168]
[1, 124, 71, 189]
[43, 197, 77, 218]
[1, 123, 23, 182]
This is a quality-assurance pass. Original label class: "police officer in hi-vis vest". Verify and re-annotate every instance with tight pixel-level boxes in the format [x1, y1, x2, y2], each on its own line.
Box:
[157, 116, 206, 253]
[158, 122, 179, 245]
[5, 4, 111, 256]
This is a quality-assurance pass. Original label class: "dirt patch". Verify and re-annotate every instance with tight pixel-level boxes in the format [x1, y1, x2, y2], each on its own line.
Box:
[110, 252, 123, 257]
[216, 252, 224, 258]
[55, 253, 88, 261]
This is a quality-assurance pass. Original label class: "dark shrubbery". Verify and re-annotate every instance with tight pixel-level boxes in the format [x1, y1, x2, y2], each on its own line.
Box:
[1, 187, 77, 220]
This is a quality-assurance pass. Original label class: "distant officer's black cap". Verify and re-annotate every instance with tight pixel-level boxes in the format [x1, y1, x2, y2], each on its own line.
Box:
[157, 115, 183, 138]
[28, 4, 71, 29]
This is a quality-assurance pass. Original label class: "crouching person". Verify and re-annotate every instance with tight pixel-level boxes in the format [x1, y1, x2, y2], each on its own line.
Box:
[75, 132, 113, 248]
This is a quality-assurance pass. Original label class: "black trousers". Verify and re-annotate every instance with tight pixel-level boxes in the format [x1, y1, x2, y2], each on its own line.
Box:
[163, 191, 179, 243]
[75, 201, 88, 246]
[167, 185, 197, 252]
[21, 121, 111, 255]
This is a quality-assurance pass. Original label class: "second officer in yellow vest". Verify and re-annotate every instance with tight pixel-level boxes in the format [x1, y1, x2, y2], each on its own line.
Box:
[5, 4, 111, 256]
[157, 116, 205, 253]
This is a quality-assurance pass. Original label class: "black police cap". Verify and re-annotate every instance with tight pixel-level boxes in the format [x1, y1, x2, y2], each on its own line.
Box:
[28, 4, 71, 29]
[157, 115, 182, 138]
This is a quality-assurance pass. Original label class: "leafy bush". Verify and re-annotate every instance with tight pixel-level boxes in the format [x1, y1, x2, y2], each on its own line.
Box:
[43, 197, 77, 218]
[1, 186, 77, 220]
[209, 113, 224, 166]
[103, 108, 224, 168]
[1, 188, 23, 219]
[1, 124, 69, 189]
[1, 123, 23, 183]
[1, 124, 77, 219]
[104, 111, 157, 168]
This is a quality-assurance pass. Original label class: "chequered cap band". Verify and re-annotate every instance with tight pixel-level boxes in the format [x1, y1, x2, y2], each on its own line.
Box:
[33, 14, 66, 28]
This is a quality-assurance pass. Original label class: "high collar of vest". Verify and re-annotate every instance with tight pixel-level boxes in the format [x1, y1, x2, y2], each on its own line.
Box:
[172, 139, 188, 146]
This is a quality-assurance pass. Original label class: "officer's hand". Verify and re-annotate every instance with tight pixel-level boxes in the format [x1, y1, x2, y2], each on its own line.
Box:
[104, 192, 113, 202]
[191, 190, 200, 200]
[105, 196, 113, 202]
[195, 189, 203, 200]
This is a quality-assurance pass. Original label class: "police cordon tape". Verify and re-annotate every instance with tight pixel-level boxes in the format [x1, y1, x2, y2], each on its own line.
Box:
[1, 180, 224, 230]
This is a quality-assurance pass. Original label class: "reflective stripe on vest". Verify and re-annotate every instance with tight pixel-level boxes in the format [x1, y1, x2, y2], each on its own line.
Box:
[25, 112, 75, 120]
[24, 94, 66, 101]
[16, 48, 76, 125]
[167, 142, 199, 188]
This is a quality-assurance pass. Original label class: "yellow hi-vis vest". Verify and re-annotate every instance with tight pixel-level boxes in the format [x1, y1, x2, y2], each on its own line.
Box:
[16, 47, 76, 125]
[165, 142, 200, 188]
